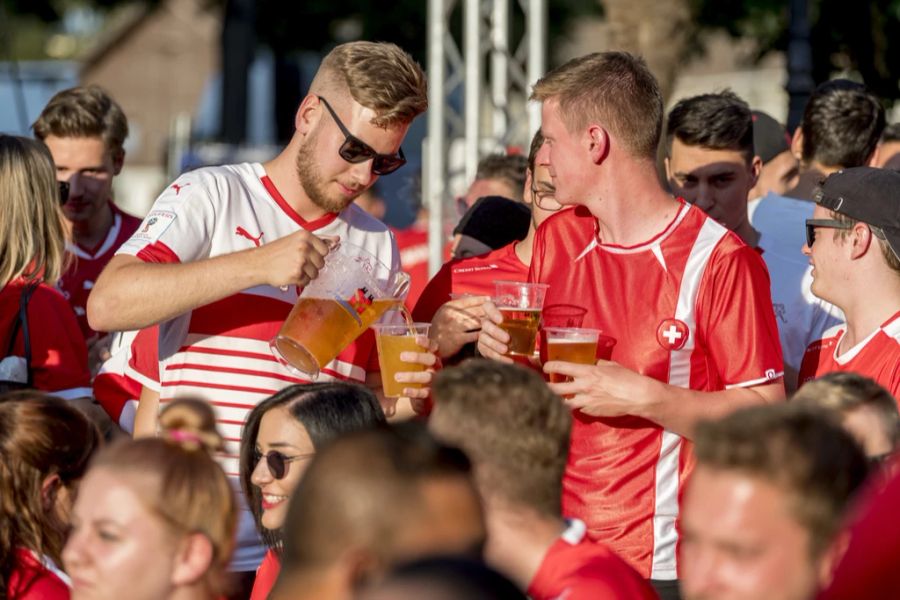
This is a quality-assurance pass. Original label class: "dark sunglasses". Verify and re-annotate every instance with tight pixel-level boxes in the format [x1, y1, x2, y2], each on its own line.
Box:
[254, 449, 314, 480]
[58, 181, 70, 205]
[318, 96, 406, 176]
[805, 218, 853, 247]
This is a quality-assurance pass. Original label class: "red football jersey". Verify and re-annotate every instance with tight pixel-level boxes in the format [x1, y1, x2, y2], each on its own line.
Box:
[412, 242, 528, 323]
[0, 279, 91, 399]
[817, 459, 900, 600]
[59, 204, 142, 340]
[530, 202, 783, 579]
[7, 548, 70, 600]
[392, 223, 430, 310]
[528, 520, 658, 600]
[249, 548, 280, 600]
[798, 311, 900, 398]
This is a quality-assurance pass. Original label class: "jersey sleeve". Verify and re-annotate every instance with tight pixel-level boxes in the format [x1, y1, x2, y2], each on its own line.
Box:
[116, 173, 215, 264]
[411, 263, 454, 322]
[125, 325, 161, 391]
[25, 285, 92, 399]
[697, 244, 784, 388]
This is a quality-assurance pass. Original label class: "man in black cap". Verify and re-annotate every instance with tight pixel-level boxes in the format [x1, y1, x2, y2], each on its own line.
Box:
[747, 110, 799, 202]
[798, 166, 900, 397]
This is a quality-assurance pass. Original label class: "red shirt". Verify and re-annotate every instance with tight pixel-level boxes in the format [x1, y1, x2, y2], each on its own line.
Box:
[59, 204, 142, 340]
[0, 279, 91, 399]
[528, 520, 658, 600]
[7, 549, 70, 600]
[817, 459, 900, 599]
[798, 311, 900, 398]
[392, 223, 430, 310]
[412, 242, 528, 322]
[530, 202, 783, 578]
[249, 549, 280, 600]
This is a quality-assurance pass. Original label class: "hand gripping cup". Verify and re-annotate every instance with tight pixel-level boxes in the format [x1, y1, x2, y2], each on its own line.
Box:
[493, 281, 549, 357]
[271, 242, 409, 378]
[540, 327, 601, 383]
[372, 322, 431, 398]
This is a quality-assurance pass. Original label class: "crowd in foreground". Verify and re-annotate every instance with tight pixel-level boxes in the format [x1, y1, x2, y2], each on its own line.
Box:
[2, 38, 900, 600]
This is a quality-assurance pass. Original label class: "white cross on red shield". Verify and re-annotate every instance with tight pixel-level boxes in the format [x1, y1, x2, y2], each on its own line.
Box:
[656, 318, 690, 351]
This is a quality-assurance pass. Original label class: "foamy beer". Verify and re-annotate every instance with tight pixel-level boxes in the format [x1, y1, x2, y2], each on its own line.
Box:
[271, 242, 409, 378]
[373, 323, 431, 398]
[493, 280, 549, 356]
[541, 327, 601, 383]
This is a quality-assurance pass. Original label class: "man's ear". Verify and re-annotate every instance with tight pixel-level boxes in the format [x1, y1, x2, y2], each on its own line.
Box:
[849, 222, 875, 260]
[748, 155, 763, 190]
[587, 125, 609, 165]
[112, 149, 125, 176]
[295, 95, 321, 136]
[791, 127, 805, 162]
[523, 169, 534, 207]
[170, 532, 214, 587]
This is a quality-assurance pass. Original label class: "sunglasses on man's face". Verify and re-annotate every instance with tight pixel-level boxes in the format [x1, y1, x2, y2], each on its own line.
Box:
[318, 96, 406, 176]
[254, 449, 314, 480]
[58, 181, 70, 205]
[805, 218, 853, 247]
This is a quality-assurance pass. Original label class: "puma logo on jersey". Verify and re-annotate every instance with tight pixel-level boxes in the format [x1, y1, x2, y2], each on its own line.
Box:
[171, 182, 191, 195]
[235, 226, 264, 247]
[347, 287, 374, 315]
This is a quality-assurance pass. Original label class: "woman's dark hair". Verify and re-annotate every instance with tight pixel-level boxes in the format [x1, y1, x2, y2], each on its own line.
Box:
[0, 391, 100, 597]
[239, 382, 385, 549]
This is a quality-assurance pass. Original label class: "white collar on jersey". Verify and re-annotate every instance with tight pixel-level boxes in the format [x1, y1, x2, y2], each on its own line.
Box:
[560, 518, 588, 545]
[27, 549, 72, 587]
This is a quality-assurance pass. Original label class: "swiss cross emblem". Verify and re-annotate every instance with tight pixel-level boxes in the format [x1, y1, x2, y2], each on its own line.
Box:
[656, 318, 689, 351]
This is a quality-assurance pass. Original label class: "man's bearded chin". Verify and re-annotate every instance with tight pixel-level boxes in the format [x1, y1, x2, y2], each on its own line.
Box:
[295, 134, 355, 214]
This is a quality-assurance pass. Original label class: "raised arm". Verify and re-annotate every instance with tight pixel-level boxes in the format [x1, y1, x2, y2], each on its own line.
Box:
[88, 229, 332, 332]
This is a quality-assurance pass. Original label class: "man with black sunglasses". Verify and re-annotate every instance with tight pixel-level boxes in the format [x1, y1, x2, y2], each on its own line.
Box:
[87, 41, 428, 582]
[798, 167, 900, 398]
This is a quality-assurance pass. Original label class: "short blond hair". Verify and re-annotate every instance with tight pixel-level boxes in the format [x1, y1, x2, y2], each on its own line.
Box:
[310, 41, 427, 128]
[531, 51, 663, 159]
[0, 135, 68, 285]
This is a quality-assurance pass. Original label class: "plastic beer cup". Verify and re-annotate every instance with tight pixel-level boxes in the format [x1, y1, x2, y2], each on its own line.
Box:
[372, 323, 431, 398]
[493, 281, 549, 356]
[540, 327, 601, 383]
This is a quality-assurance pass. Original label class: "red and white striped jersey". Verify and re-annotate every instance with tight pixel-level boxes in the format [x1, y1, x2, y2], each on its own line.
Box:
[60, 203, 142, 340]
[798, 311, 900, 398]
[93, 326, 159, 432]
[117, 162, 399, 477]
[530, 201, 783, 579]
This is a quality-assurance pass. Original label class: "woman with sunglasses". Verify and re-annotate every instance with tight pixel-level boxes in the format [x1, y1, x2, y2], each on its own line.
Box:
[1, 392, 101, 600]
[239, 382, 386, 600]
[0, 135, 91, 396]
[64, 398, 237, 600]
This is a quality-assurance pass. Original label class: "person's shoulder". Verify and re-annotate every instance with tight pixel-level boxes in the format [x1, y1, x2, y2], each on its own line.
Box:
[339, 202, 392, 235]
[8, 550, 70, 600]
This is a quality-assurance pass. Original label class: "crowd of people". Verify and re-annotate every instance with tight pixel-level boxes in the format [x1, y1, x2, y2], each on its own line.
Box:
[2, 38, 900, 600]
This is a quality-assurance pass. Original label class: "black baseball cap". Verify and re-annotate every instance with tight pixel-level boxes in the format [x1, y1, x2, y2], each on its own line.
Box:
[752, 110, 791, 164]
[815, 166, 900, 260]
[452, 195, 531, 250]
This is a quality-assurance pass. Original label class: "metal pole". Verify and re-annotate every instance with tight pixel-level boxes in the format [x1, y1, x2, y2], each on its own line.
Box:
[785, 0, 813, 132]
[527, 0, 547, 139]
[491, 0, 509, 144]
[426, 0, 448, 276]
[464, 0, 482, 183]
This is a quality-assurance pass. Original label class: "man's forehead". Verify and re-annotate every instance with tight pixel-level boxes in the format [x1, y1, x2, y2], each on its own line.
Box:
[670, 139, 749, 169]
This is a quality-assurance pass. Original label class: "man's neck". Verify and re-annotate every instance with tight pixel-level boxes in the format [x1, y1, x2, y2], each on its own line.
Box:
[839, 274, 900, 350]
[71, 203, 114, 249]
[734, 218, 760, 248]
[483, 503, 566, 590]
[584, 157, 681, 247]
[515, 225, 536, 266]
[263, 140, 332, 222]
[270, 569, 348, 600]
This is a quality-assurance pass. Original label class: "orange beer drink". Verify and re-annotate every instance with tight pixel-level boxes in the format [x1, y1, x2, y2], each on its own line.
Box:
[494, 281, 549, 357]
[373, 323, 430, 398]
[541, 327, 601, 383]
[274, 297, 400, 376]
